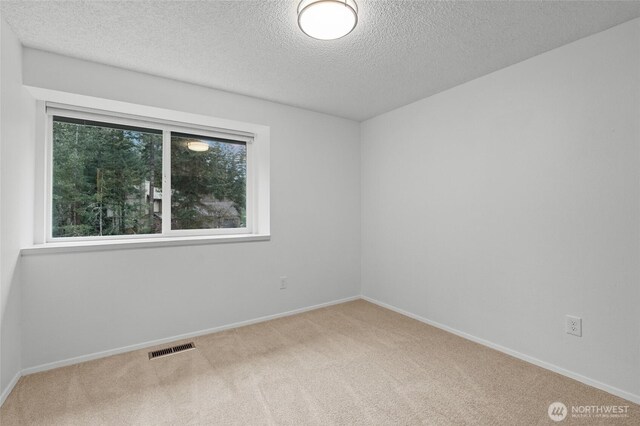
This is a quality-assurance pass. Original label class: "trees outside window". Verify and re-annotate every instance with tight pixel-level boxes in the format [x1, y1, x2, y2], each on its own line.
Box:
[171, 133, 246, 230]
[51, 117, 248, 239]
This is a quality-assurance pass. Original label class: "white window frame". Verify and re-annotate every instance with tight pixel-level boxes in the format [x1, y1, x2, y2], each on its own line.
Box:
[32, 100, 270, 250]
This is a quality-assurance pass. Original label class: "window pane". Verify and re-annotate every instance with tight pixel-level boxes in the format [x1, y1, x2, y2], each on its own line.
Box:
[52, 117, 163, 238]
[171, 133, 247, 230]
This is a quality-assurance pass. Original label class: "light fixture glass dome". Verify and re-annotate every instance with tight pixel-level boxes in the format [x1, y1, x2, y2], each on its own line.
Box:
[298, 0, 358, 40]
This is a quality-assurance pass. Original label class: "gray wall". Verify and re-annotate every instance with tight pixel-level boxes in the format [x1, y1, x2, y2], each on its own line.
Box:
[20, 49, 361, 370]
[361, 18, 640, 400]
[0, 18, 35, 399]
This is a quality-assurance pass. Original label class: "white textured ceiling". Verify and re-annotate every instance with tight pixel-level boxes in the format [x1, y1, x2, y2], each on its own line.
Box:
[2, 1, 640, 121]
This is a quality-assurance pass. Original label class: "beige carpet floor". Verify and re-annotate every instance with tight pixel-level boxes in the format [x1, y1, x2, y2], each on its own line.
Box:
[1, 300, 638, 425]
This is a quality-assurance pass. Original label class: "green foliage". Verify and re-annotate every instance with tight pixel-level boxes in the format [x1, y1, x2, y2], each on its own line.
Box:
[52, 121, 161, 237]
[171, 136, 246, 230]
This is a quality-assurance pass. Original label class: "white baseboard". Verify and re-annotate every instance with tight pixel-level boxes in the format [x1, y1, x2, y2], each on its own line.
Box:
[10, 294, 639, 408]
[21, 295, 360, 376]
[0, 371, 21, 407]
[361, 295, 640, 405]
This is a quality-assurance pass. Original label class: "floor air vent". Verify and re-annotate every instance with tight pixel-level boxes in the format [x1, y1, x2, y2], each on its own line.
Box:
[148, 342, 196, 360]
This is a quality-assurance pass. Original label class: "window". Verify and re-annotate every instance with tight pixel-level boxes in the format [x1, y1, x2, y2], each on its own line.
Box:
[44, 104, 267, 244]
[170, 132, 247, 231]
[51, 117, 163, 238]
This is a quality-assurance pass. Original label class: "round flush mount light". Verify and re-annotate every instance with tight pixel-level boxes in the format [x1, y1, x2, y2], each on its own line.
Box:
[187, 141, 209, 152]
[298, 0, 358, 40]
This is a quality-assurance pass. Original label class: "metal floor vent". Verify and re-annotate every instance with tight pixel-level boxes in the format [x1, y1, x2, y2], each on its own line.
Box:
[149, 342, 196, 360]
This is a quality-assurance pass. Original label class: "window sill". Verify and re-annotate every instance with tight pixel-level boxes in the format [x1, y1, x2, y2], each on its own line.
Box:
[21, 234, 271, 256]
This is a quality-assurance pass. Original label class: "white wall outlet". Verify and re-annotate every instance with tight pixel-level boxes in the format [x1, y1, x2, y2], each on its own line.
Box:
[565, 315, 582, 337]
[280, 276, 288, 290]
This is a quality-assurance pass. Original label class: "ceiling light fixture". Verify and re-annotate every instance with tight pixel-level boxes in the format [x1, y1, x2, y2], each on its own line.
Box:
[187, 141, 209, 152]
[298, 0, 358, 40]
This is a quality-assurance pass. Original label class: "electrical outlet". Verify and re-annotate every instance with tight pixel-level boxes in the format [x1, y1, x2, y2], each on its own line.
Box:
[280, 276, 288, 290]
[566, 315, 582, 337]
